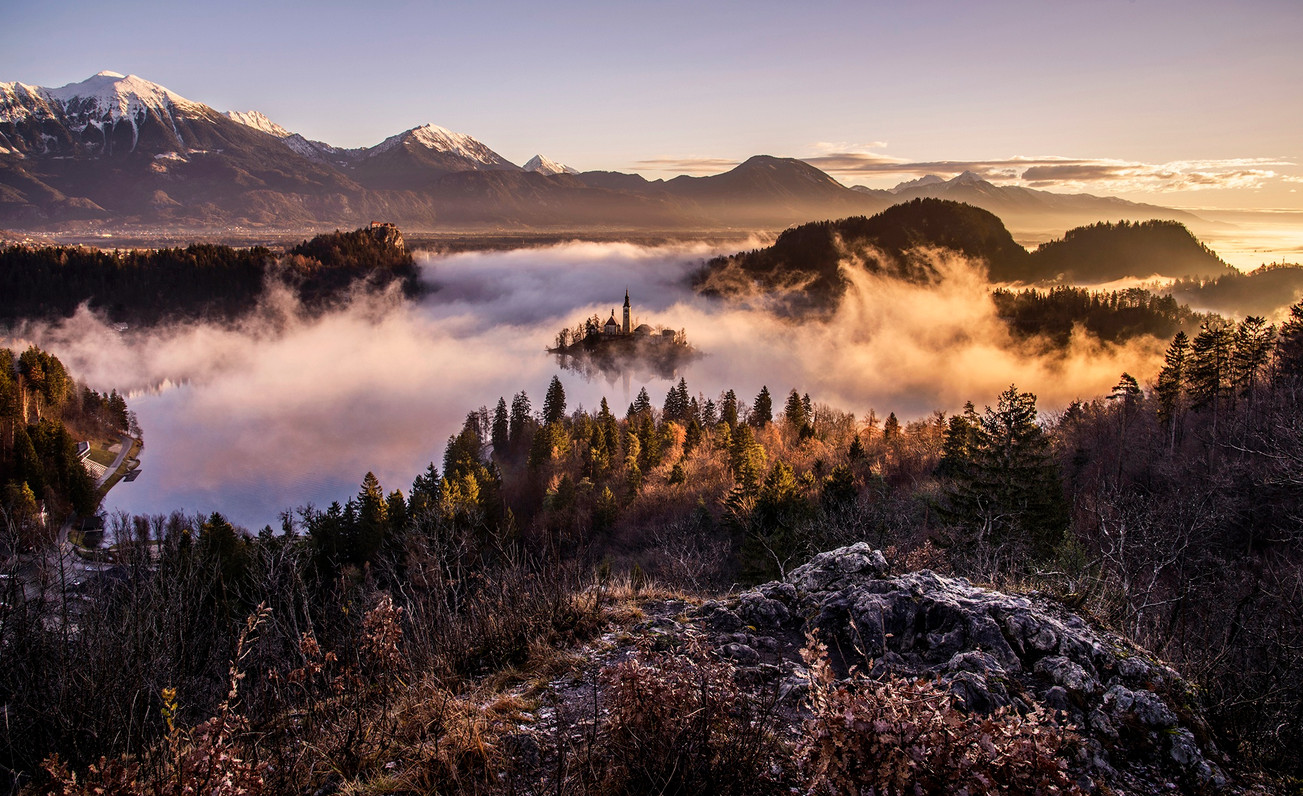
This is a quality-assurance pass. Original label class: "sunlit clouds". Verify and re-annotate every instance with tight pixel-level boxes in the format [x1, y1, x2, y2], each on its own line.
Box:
[7, 242, 1171, 526]
[799, 149, 1293, 195]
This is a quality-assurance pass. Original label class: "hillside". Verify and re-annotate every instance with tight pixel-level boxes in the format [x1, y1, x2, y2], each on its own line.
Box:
[695, 199, 1031, 311]
[1031, 220, 1235, 283]
[0, 224, 420, 326]
[1168, 262, 1303, 318]
[879, 170, 1208, 232]
[696, 203, 1238, 316]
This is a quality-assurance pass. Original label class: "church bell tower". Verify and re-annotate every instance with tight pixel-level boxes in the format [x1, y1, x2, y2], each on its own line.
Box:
[622, 289, 631, 335]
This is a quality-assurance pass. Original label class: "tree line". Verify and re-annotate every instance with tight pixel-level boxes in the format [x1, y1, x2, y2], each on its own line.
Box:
[0, 225, 422, 327]
[991, 284, 1204, 345]
[0, 346, 129, 550]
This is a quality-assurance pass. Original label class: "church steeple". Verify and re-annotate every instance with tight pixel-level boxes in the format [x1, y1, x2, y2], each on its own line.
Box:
[622, 288, 631, 335]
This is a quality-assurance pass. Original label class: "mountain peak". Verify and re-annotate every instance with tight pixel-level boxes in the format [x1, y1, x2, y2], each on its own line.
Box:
[364, 123, 518, 170]
[225, 109, 291, 138]
[890, 174, 946, 193]
[45, 72, 200, 124]
[950, 170, 989, 186]
[524, 154, 578, 175]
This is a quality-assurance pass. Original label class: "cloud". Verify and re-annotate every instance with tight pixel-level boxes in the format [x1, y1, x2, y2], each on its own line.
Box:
[1019, 158, 1286, 192]
[11, 242, 1166, 528]
[803, 147, 1294, 193]
[632, 156, 741, 175]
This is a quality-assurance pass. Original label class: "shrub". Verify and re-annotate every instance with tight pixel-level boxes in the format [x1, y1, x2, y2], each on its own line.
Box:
[572, 637, 790, 795]
[798, 638, 1084, 795]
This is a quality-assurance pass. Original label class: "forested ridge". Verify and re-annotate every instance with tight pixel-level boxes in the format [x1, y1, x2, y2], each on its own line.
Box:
[696, 203, 1257, 330]
[1170, 262, 1303, 318]
[4, 302, 1303, 794]
[992, 285, 1207, 345]
[0, 345, 129, 549]
[0, 224, 421, 327]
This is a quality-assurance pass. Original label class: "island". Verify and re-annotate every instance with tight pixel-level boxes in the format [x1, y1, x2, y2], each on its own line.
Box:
[548, 290, 698, 381]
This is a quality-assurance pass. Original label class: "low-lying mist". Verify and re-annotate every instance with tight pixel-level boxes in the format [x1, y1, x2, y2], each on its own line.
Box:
[11, 241, 1166, 527]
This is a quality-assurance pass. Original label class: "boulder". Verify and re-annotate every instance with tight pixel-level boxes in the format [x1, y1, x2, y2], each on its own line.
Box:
[762, 544, 1230, 792]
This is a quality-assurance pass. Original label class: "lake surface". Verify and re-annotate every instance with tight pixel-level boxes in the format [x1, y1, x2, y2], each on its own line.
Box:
[22, 242, 1162, 528]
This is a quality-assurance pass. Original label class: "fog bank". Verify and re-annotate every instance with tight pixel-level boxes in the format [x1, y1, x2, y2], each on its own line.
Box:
[9, 241, 1164, 527]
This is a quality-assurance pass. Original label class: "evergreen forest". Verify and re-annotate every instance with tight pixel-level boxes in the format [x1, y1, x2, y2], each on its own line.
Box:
[0, 225, 422, 327]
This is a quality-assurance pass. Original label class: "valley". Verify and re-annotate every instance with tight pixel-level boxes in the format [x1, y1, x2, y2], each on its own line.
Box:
[4, 10, 1303, 790]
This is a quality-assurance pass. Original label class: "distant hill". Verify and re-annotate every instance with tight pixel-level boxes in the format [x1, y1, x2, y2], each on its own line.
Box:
[0, 224, 420, 326]
[1168, 263, 1303, 318]
[870, 170, 1207, 232]
[1031, 220, 1235, 283]
[695, 202, 1237, 311]
[695, 199, 1030, 309]
[660, 155, 889, 227]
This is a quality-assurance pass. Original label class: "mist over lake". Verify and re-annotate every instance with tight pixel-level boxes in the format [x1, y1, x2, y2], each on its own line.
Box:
[14, 241, 1163, 528]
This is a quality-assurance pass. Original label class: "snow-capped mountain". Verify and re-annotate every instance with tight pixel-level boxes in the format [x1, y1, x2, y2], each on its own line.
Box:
[0, 71, 221, 157]
[225, 109, 291, 138]
[888, 174, 947, 193]
[347, 123, 520, 190]
[224, 108, 344, 162]
[0, 70, 1202, 233]
[367, 123, 514, 167]
[524, 154, 578, 175]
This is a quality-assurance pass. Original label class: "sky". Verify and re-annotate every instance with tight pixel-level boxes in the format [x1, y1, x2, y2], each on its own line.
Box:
[3, 0, 1301, 210]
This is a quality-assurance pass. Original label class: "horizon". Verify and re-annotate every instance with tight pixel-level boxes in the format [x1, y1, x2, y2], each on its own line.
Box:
[2, 0, 1300, 214]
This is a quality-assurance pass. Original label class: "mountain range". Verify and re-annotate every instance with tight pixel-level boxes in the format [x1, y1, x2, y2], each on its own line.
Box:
[0, 71, 1204, 235]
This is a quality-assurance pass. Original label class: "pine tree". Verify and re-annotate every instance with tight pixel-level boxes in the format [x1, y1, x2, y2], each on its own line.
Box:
[720, 390, 739, 427]
[1188, 319, 1234, 411]
[1277, 300, 1303, 380]
[883, 412, 900, 442]
[631, 387, 652, 419]
[542, 375, 567, 425]
[729, 423, 766, 494]
[1110, 373, 1141, 401]
[508, 391, 533, 455]
[668, 377, 690, 422]
[384, 487, 407, 528]
[357, 471, 389, 562]
[1230, 316, 1275, 399]
[684, 417, 703, 455]
[752, 386, 773, 428]
[409, 463, 441, 518]
[1155, 331, 1189, 428]
[598, 397, 620, 460]
[702, 398, 719, 426]
[200, 512, 249, 587]
[937, 402, 979, 478]
[943, 387, 1067, 561]
[783, 389, 807, 430]
[491, 397, 509, 456]
[848, 433, 867, 463]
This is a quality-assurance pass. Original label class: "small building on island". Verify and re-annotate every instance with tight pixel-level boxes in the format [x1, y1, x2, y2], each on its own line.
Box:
[552, 289, 689, 352]
[549, 288, 697, 381]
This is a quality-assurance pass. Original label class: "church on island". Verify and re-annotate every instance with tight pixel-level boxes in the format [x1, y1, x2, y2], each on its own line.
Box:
[549, 289, 696, 383]
[601, 290, 681, 342]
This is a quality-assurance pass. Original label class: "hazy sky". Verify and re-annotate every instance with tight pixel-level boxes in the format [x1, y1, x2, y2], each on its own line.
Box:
[3, 0, 1300, 209]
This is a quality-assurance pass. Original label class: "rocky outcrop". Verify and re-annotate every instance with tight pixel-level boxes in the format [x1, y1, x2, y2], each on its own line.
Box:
[690, 543, 1233, 794]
